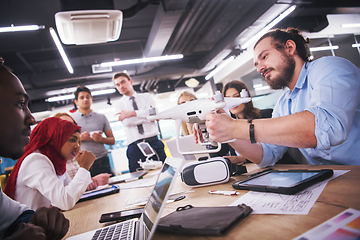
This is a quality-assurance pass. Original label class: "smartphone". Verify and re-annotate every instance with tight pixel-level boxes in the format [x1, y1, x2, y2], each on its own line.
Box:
[99, 208, 143, 223]
[137, 142, 155, 158]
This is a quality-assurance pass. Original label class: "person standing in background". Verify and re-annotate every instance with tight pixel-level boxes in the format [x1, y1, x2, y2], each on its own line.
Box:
[177, 91, 197, 136]
[72, 86, 115, 176]
[113, 72, 166, 172]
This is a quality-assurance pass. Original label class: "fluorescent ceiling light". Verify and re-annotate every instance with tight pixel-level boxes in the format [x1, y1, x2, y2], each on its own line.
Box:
[100, 54, 183, 67]
[352, 44, 360, 48]
[0, 24, 45, 33]
[342, 23, 360, 28]
[242, 5, 296, 49]
[47, 94, 74, 102]
[49, 27, 74, 74]
[310, 45, 339, 52]
[253, 84, 263, 89]
[92, 89, 116, 96]
[46, 82, 115, 96]
[205, 56, 235, 80]
[46, 88, 116, 102]
[254, 86, 270, 91]
[205, 5, 296, 82]
[185, 78, 199, 88]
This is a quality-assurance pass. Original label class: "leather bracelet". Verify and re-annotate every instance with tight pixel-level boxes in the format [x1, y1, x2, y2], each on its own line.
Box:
[248, 118, 256, 144]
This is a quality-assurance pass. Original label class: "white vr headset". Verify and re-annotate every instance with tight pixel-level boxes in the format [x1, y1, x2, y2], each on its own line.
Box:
[180, 157, 247, 187]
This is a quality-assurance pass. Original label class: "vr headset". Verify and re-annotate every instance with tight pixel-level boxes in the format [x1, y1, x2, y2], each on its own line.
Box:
[180, 157, 247, 187]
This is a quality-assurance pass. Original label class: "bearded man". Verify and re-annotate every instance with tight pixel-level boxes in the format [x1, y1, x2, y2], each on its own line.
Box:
[202, 27, 360, 167]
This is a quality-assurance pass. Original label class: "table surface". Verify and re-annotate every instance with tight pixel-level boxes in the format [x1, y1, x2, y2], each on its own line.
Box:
[63, 164, 360, 240]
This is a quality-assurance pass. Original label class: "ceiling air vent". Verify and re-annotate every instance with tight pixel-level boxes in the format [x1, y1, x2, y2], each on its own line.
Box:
[55, 10, 122, 45]
[92, 64, 112, 74]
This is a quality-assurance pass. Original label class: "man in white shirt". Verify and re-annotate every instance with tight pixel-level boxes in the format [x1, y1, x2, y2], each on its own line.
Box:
[0, 58, 69, 240]
[113, 72, 166, 172]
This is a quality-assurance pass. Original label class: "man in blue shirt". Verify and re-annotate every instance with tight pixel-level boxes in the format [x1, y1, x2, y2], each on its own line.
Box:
[203, 28, 360, 167]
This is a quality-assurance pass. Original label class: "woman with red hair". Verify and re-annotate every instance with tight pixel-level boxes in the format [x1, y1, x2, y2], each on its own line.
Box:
[4, 117, 95, 210]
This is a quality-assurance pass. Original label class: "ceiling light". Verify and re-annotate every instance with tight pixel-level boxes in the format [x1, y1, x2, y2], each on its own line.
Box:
[205, 5, 296, 82]
[185, 78, 199, 88]
[0, 24, 45, 33]
[46, 88, 116, 102]
[46, 94, 74, 102]
[49, 27, 74, 74]
[352, 44, 360, 48]
[205, 56, 235, 80]
[45, 82, 115, 96]
[242, 5, 296, 49]
[310, 45, 339, 52]
[342, 23, 360, 28]
[92, 89, 116, 96]
[100, 54, 183, 67]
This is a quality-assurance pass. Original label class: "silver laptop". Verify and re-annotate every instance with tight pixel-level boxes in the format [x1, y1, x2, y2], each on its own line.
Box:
[67, 157, 184, 240]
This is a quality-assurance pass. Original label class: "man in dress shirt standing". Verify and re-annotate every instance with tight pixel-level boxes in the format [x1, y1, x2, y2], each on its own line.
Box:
[72, 86, 115, 176]
[113, 72, 166, 172]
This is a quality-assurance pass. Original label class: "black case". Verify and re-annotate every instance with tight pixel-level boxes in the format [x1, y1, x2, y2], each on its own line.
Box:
[77, 185, 120, 203]
[156, 204, 252, 235]
[232, 169, 334, 195]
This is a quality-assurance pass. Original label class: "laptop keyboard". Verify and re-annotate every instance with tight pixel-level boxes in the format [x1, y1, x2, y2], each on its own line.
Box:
[91, 220, 134, 240]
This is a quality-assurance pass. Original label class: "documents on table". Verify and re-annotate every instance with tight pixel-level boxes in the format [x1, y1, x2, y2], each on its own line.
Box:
[293, 208, 360, 240]
[230, 170, 349, 215]
[118, 175, 158, 190]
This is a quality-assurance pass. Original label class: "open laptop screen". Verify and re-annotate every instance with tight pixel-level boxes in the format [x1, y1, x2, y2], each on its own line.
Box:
[142, 158, 182, 239]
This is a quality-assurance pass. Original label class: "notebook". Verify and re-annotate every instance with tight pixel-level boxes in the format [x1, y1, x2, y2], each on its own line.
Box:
[67, 157, 184, 240]
[108, 170, 148, 185]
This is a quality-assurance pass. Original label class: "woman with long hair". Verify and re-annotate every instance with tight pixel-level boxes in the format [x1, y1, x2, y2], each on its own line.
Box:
[209, 80, 272, 162]
[177, 91, 198, 135]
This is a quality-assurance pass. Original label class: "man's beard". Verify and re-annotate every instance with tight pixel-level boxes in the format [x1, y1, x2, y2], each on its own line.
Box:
[263, 52, 295, 90]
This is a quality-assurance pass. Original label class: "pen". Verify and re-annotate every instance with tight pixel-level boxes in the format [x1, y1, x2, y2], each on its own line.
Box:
[248, 167, 273, 178]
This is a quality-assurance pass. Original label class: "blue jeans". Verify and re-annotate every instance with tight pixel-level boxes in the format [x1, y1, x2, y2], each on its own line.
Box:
[126, 136, 166, 172]
[89, 154, 113, 177]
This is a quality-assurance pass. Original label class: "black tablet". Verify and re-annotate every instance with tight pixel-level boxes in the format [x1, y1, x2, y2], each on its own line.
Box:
[232, 169, 333, 195]
[78, 185, 120, 203]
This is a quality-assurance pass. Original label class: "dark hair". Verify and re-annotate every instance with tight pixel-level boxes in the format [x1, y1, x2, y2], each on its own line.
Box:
[222, 80, 261, 119]
[254, 27, 311, 62]
[113, 72, 131, 82]
[0, 57, 12, 72]
[74, 86, 91, 100]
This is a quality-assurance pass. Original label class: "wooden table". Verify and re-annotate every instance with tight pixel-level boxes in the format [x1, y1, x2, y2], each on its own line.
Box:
[63, 164, 360, 240]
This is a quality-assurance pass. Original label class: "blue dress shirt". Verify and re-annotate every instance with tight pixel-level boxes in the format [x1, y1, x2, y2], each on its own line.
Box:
[259, 56, 360, 167]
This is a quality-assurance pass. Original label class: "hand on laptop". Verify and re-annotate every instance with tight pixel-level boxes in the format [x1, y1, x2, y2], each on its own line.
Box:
[30, 206, 69, 240]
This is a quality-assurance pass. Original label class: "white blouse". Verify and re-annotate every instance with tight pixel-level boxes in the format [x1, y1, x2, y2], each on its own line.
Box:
[15, 152, 92, 211]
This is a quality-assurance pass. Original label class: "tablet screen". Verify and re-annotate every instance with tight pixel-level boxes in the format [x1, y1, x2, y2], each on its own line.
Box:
[241, 172, 319, 188]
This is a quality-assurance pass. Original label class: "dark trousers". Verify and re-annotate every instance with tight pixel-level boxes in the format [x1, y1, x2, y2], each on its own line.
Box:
[126, 136, 166, 172]
[89, 154, 113, 177]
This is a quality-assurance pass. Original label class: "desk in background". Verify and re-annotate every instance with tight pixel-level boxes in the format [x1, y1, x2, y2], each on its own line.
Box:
[63, 164, 360, 240]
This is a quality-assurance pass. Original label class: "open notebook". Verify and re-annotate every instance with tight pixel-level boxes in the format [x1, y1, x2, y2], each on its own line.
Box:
[67, 157, 184, 240]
